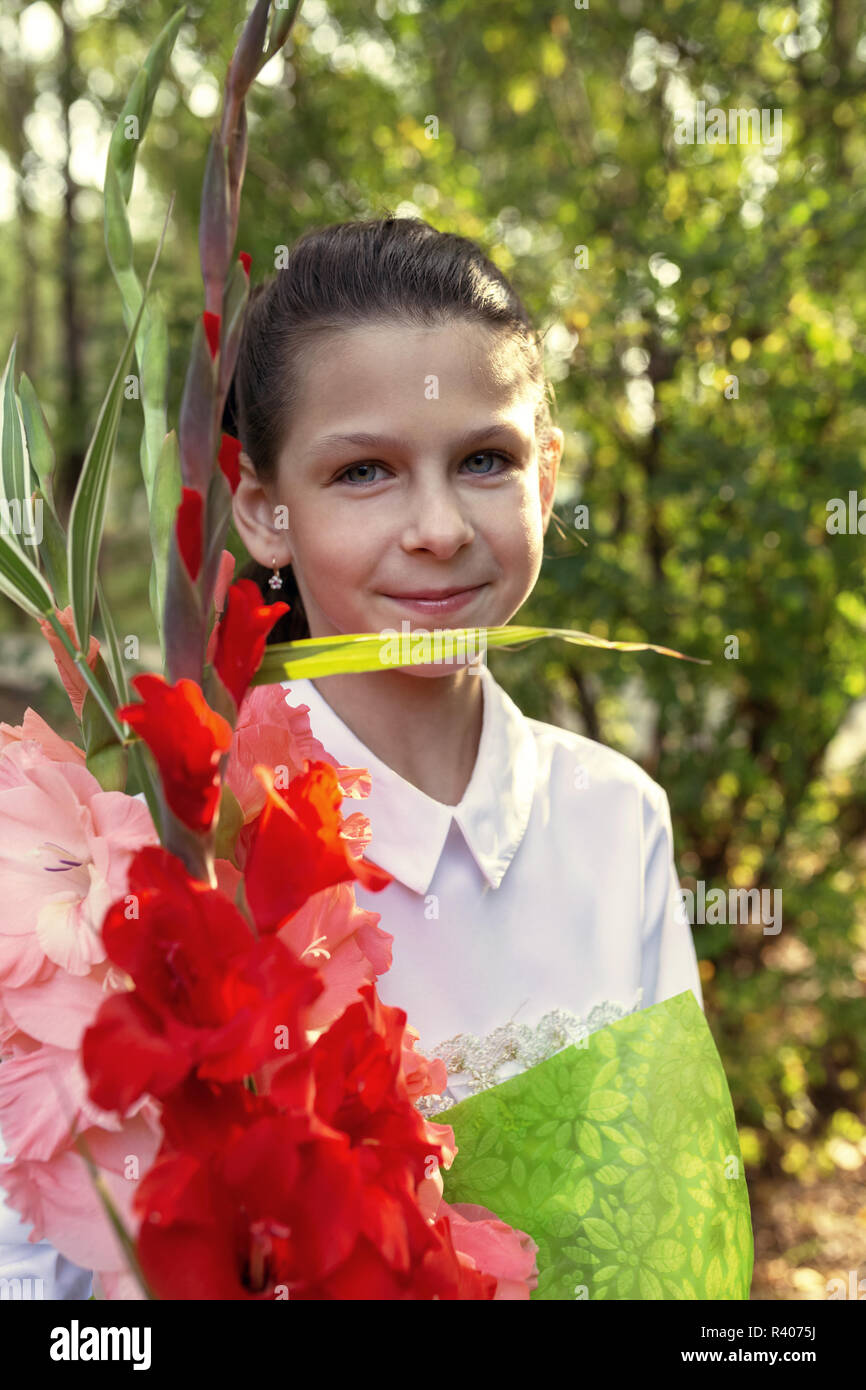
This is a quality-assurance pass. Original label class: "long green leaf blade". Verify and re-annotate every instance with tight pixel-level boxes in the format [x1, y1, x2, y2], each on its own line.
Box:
[0, 528, 54, 619]
[0, 340, 36, 567]
[32, 487, 68, 609]
[67, 195, 174, 652]
[18, 372, 56, 503]
[251, 623, 710, 684]
[104, 6, 185, 511]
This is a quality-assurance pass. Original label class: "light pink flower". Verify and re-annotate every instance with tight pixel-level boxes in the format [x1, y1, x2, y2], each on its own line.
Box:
[226, 683, 329, 823]
[37, 605, 101, 721]
[275, 881, 392, 1031]
[219, 683, 392, 1043]
[402, 1023, 448, 1100]
[226, 682, 372, 825]
[0, 741, 158, 986]
[0, 708, 87, 764]
[437, 1201, 539, 1299]
[0, 1104, 161, 1278]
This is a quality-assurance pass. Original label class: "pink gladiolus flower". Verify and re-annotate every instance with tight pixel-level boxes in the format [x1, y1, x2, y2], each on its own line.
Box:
[275, 882, 392, 1033]
[0, 741, 158, 986]
[226, 683, 334, 825]
[436, 1201, 539, 1299]
[0, 1104, 161, 1283]
[37, 606, 100, 721]
[401, 1024, 448, 1101]
[0, 708, 87, 764]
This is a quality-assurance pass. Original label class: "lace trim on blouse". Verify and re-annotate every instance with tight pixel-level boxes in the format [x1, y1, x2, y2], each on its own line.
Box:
[414, 993, 643, 1118]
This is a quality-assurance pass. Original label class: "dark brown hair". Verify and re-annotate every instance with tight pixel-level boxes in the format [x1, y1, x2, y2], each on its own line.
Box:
[225, 215, 556, 644]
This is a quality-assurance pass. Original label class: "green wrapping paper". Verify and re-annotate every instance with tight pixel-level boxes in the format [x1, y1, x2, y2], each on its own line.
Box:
[438, 990, 754, 1299]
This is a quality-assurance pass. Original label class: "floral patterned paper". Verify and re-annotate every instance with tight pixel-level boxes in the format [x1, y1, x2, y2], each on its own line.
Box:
[438, 990, 754, 1300]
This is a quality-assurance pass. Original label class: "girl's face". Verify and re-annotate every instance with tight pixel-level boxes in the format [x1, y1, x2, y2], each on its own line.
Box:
[233, 319, 562, 676]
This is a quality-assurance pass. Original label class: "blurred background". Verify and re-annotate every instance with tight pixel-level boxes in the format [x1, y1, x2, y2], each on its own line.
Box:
[0, 0, 864, 1299]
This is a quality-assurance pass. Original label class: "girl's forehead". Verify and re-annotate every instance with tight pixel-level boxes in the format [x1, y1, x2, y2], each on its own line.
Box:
[298, 319, 533, 405]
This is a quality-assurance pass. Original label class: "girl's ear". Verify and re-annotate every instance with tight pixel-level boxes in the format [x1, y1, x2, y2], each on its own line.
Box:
[539, 428, 563, 532]
[231, 451, 292, 568]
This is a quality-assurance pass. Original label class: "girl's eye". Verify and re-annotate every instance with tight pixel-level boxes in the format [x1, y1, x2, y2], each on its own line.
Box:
[462, 450, 511, 475]
[335, 451, 511, 486]
[336, 462, 385, 485]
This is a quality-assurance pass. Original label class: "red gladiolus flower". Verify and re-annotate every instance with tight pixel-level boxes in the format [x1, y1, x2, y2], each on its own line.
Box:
[117, 674, 233, 831]
[218, 433, 242, 494]
[158, 1075, 279, 1162]
[203, 310, 220, 359]
[134, 1111, 366, 1299]
[213, 579, 289, 709]
[176, 487, 204, 581]
[82, 845, 322, 1112]
[238, 250, 252, 277]
[244, 760, 393, 932]
[133, 1078, 493, 1299]
[297, 985, 446, 1188]
[267, 985, 464, 1292]
[300, 1218, 497, 1300]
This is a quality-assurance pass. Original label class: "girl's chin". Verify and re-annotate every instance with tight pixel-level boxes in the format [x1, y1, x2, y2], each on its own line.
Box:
[391, 661, 485, 679]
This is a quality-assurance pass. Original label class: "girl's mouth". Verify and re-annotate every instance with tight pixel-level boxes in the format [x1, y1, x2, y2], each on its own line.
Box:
[380, 585, 488, 615]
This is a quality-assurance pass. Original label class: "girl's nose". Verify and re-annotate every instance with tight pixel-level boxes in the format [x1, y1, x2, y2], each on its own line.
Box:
[399, 486, 476, 554]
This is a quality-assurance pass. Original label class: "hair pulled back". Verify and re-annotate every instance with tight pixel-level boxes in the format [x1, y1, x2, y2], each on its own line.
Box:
[226, 214, 555, 643]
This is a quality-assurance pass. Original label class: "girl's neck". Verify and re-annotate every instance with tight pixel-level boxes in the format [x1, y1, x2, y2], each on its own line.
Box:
[309, 666, 485, 807]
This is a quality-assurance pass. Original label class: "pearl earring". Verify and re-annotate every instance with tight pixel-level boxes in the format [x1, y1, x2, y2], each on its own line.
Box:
[268, 557, 284, 591]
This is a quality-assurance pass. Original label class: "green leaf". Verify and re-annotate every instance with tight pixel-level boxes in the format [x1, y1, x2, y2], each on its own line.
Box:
[705, 1254, 723, 1299]
[148, 429, 182, 655]
[623, 1166, 654, 1205]
[474, 1127, 501, 1158]
[673, 1151, 705, 1179]
[0, 339, 31, 521]
[638, 1267, 664, 1298]
[583, 1217, 618, 1250]
[81, 652, 126, 790]
[18, 373, 56, 502]
[528, 1162, 553, 1206]
[585, 1089, 629, 1122]
[252, 622, 706, 684]
[0, 527, 54, 619]
[213, 781, 244, 864]
[107, 6, 188, 205]
[510, 1154, 527, 1187]
[467, 1157, 508, 1189]
[67, 199, 172, 652]
[95, 573, 130, 709]
[32, 487, 68, 609]
[647, 1238, 687, 1274]
[596, 1164, 627, 1185]
[104, 4, 183, 575]
[576, 1121, 602, 1160]
[620, 1146, 646, 1166]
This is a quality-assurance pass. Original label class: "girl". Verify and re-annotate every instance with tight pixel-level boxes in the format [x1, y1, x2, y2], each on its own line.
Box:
[229, 215, 703, 1111]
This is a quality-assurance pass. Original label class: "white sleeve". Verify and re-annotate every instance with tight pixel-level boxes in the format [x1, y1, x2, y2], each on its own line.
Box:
[640, 782, 704, 1012]
[0, 1127, 93, 1299]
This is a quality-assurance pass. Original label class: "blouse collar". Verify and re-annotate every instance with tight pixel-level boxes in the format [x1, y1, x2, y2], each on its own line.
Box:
[280, 663, 538, 896]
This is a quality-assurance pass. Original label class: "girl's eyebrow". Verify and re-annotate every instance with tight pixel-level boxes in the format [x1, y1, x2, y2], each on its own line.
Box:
[306, 422, 530, 461]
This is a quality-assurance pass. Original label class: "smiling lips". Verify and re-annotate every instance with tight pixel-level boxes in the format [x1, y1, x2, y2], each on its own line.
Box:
[380, 584, 487, 613]
[386, 584, 485, 599]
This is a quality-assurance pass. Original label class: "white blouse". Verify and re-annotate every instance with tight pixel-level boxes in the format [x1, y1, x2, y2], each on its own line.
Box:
[281, 663, 703, 1113]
